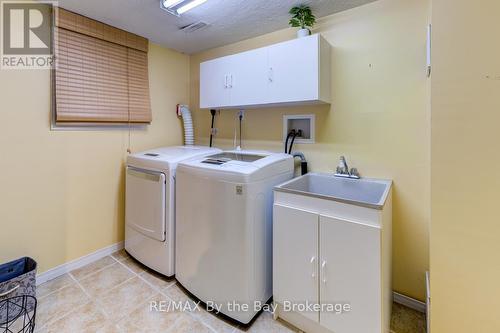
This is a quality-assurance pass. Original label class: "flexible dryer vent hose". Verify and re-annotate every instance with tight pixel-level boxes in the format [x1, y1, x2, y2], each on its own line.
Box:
[177, 105, 194, 146]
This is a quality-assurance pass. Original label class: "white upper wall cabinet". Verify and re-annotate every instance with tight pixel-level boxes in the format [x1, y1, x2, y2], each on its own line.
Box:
[200, 34, 331, 109]
[229, 47, 269, 107]
[268, 34, 319, 104]
[200, 56, 231, 108]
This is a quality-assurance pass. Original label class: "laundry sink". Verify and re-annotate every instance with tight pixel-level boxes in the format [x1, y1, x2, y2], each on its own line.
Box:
[275, 173, 392, 209]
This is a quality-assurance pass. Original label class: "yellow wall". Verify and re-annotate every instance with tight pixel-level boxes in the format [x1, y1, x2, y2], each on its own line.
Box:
[430, 0, 500, 331]
[190, 0, 430, 301]
[0, 43, 189, 273]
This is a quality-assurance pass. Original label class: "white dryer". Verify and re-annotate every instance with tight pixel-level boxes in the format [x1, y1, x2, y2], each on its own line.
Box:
[175, 150, 294, 323]
[125, 146, 221, 276]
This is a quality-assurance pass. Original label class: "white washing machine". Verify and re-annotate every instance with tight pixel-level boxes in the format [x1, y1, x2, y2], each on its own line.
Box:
[125, 146, 221, 276]
[175, 150, 294, 323]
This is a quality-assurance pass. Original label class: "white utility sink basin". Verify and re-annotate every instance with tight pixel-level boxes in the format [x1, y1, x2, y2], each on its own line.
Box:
[275, 173, 392, 209]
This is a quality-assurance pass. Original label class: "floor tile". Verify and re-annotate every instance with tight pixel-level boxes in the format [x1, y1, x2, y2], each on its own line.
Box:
[163, 283, 196, 306]
[34, 324, 47, 333]
[36, 274, 74, 298]
[140, 269, 176, 290]
[162, 284, 241, 332]
[194, 308, 239, 333]
[98, 276, 156, 321]
[71, 256, 117, 280]
[36, 284, 90, 328]
[78, 263, 134, 297]
[162, 284, 240, 332]
[168, 312, 213, 333]
[118, 294, 183, 333]
[391, 303, 426, 333]
[97, 322, 124, 333]
[238, 311, 297, 333]
[111, 249, 131, 262]
[120, 257, 147, 274]
[96, 322, 123, 333]
[44, 301, 107, 332]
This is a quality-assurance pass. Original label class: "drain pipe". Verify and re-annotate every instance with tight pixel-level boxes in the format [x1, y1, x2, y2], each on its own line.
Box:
[177, 104, 194, 146]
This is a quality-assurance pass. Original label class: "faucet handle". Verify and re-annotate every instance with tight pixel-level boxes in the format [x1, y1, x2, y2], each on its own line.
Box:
[350, 168, 360, 179]
[337, 156, 349, 174]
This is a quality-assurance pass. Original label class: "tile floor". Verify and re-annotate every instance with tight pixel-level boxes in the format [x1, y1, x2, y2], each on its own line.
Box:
[33, 250, 425, 333]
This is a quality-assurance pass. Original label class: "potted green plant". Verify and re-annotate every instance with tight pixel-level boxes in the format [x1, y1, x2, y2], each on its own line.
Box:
[289, 5, 316, 38]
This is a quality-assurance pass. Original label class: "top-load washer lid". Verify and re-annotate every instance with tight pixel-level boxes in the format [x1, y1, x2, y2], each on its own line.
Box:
[127, 146, 222, 172]
[202, 152, 266, 165]
[178, 150, 294, 183]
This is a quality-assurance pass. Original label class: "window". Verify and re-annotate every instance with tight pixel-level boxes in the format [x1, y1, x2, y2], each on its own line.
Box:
[53, 8, 151, 125]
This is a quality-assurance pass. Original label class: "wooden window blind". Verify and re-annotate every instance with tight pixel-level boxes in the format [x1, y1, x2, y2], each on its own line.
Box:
[54, 8, 151, 124]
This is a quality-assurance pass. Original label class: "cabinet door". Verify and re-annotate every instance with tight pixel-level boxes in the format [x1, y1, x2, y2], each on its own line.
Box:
[273, 204, 319, 323]
[200, 56, 231, 108]
[319, 216, 381, 333]
[229, 47, 269, 107]
[268, 34, 319, 104]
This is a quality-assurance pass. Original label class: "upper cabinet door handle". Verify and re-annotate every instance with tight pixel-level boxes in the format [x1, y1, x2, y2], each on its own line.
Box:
[229, 74, 233, 88]
[268, 67, 274, 82]
[224, 74, 228, 88]
[321, 260, 327, 284]
[310, 256, 317, 278]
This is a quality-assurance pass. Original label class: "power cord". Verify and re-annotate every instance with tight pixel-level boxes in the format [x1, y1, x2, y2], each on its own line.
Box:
[239, 112, 243, 148]
[234, 110, 244, 149]
[209, 109, 216, 147]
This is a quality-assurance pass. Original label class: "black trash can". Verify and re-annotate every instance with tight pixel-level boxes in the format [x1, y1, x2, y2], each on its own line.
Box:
[0, 258, 37, 332]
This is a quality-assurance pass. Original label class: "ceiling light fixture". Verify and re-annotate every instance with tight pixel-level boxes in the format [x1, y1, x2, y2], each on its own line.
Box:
[161, 0, 208, 16]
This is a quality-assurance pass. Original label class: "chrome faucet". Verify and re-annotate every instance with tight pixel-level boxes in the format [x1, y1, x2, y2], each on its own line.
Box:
[335, 156, 360, 179]
[336, 156, 349, 175]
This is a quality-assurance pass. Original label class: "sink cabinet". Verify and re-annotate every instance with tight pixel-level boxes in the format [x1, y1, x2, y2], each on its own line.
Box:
[273, 182, 392, 333]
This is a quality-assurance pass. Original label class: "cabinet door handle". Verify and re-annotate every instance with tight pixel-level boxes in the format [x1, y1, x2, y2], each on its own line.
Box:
[310, 256, 317, 278]
[224, 74, 228, 88]
[229, 74, 233, 88]
[321, 260, 327, 284]
[268, 67, 273, 82]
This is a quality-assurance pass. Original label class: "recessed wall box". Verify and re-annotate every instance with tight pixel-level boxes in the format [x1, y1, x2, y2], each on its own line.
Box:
[283, 114, 315, 144]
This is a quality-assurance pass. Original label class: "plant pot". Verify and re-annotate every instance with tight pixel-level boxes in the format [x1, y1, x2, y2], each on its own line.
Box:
[297, 28, 311, 38]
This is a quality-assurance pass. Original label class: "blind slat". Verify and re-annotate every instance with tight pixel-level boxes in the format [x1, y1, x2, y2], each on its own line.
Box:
[56, 8, 148, 52]
[55, 26, 151, 124]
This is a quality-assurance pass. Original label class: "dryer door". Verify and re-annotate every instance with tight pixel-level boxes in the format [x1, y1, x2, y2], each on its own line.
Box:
[126, 167, 166, 242]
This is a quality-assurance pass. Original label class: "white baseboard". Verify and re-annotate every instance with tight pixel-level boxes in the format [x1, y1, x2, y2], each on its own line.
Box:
[36, 241, 124, 285]
[393, 291, 427, 313]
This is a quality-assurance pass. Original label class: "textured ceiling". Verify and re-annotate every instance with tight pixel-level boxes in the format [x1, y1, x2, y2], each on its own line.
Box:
[55, 0, 377, 54]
